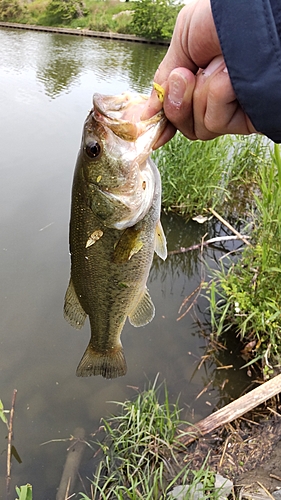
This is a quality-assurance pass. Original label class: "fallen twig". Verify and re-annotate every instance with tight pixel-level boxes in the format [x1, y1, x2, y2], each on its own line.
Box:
[168, 235, 250, 256]
[179, 373, 281, 446]
[209, 208, 251, 247]
[195, 379, 214, 401]
[269, 473, 281, 482]
[177, 237, 208, 320]
[56, 427, 86, 500]
[177, 284, 202, 321]
[6, 389, 17, 499]
[257, 481, 276, 499]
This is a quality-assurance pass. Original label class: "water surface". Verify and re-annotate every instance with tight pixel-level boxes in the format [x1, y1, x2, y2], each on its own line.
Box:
[0, 28, 249, 498]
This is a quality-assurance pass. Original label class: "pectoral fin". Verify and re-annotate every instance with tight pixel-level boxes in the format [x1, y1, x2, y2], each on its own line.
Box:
[113, 227, 143, 263]
[129, 288, 155, 327]
[154, 221, 167, 260]
[63, 278, 87, 329]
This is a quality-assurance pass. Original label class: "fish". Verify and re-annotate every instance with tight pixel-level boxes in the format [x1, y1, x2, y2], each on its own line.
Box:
[63, 92, 167, 379]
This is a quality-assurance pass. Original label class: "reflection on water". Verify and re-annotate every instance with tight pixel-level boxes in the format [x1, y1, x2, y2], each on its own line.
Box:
[36, 35, 83, 97]
[0, 27, 251, 498]
[0, 29, 167, 98]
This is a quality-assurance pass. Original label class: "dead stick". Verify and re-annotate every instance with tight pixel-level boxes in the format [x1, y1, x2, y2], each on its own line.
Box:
[56, 427, 86, 500]
[168, 235, 250, 255]
[209, 207, 251, 246]
[179, 373, 281, 446]
[269, 473, 281, 482]
[6, 389, 17, 499]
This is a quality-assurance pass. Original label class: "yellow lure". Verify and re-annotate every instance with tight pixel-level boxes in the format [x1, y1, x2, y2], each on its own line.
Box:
[153, 82, 165, 103]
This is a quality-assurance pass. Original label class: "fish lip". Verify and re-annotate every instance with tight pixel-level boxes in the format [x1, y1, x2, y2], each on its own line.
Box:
[92, 92, 167, 142]
[93, 92, 145, 116]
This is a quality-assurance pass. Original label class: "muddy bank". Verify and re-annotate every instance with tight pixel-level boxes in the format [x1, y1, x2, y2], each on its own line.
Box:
[183, 405, 281, 497]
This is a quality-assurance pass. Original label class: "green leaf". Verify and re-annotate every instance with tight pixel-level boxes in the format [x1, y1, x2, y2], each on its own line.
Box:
[0, 399, 8, 426]
[12, 445, 22, 464]
[15, 484, 32, 500]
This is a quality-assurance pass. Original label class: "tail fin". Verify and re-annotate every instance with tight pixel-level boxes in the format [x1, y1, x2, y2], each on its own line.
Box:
[76, 342, 127, 379]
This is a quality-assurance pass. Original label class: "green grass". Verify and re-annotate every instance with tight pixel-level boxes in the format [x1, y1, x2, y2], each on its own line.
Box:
[79, 378, 227, 499]
[86, 0, 134, 34]
[153, 132, 271, 217]
[205, 144, 281, 376]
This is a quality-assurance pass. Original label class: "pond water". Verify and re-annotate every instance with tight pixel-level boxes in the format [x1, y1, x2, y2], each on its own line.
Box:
[0, 28, 250, 498]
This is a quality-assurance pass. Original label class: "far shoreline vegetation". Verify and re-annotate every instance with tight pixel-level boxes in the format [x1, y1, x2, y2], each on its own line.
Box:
[0, 0, 183, 41]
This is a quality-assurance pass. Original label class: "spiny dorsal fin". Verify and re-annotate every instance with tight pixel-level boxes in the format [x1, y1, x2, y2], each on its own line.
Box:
[154, 220, 167, 261]
[129, 288, 155, 327]
[63, 278, 87, 330]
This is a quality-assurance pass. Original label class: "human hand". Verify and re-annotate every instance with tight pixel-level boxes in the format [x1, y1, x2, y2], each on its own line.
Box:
[174, 55, 257, 141]
[142, 0, 257, 146]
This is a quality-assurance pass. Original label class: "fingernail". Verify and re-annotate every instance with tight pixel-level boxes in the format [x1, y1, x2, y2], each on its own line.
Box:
[203, 55, 225, 77]
[168, 72, 186, 108]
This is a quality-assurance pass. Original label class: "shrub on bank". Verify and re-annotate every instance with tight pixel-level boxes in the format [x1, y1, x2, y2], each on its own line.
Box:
[131, 0, 182, 40]
[86, 2, 134, 33]
[40, 0, 87, 25]
[0, 0, 26, 21]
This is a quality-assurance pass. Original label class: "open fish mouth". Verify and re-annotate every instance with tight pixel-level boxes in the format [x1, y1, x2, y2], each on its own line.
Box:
[92, 92, 167, 143]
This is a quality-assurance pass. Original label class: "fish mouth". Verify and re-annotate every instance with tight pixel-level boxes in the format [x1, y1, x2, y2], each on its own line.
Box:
[92, 92, 167, 143]
[84, 92, 166, 230]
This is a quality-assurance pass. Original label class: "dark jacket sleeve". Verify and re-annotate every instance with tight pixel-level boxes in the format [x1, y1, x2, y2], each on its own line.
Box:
[211, 0, 281, 143]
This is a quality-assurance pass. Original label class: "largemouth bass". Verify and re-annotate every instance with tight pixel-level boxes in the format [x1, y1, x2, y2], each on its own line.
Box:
[64, 92, 167, 379]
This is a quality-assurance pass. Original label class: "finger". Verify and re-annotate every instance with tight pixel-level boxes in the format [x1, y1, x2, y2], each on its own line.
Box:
[164, 67, 197, 140]
[193, 57, 257, 139]
[141, 2, 199, 121]
[205, 71, 251, 135]
[206, 68, 257, 135]
[152, 122, 177, 150]
[193, 56, 226, 139]
[142, 66, 196, 143]
[154, 3, 199, 83]
[141, 81, 176, 148]
[141, 81, 168, 121]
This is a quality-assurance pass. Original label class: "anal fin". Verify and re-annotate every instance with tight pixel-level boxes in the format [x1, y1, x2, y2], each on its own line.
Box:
[76, 342, 127, 379]
[128, 288, 155, 327]
[64, 278, 87, 330]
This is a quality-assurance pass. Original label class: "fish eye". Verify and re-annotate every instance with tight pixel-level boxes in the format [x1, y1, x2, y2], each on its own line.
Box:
[85, 141, 102, 159]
